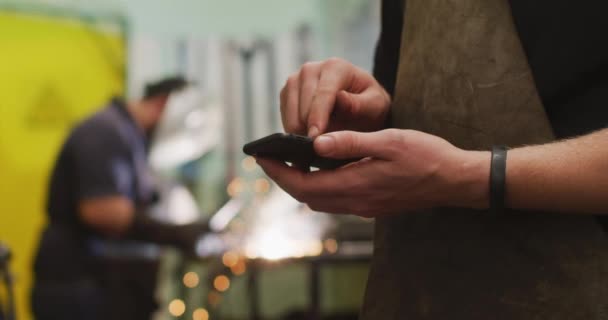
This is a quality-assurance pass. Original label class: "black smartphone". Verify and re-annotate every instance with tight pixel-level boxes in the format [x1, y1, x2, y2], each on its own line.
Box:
[243, 133, 356, 170]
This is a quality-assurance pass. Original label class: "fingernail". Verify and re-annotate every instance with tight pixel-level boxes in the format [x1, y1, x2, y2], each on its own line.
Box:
[308, 126, 319, 138]
[315, 135, 335, 155]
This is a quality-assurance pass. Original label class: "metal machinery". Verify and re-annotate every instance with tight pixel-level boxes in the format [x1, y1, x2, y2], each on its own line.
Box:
[149, 29, 376, 319]
[0, 243, 15, 320]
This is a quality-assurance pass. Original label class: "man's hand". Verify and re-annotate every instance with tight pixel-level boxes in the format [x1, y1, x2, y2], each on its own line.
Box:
[280, 58, 391, 137]
[79, 195, 210, 253]
[257, 129, 490, 217]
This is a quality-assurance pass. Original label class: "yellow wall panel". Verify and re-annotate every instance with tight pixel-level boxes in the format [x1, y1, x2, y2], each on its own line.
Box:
[0, 10, 125, 319]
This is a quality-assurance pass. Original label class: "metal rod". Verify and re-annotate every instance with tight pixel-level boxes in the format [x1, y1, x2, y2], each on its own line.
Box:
[309, 260, 321, 320]
[240, 48, 256, 141]
[247, 261, 261, 320]
[260, 40, 279, 133]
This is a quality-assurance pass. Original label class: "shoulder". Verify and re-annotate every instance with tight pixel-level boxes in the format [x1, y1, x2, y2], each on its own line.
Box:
[66, 107, 129, 153]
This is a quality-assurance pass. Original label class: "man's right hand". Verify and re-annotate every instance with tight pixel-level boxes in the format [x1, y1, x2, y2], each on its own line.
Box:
[280, 58, 391, 137]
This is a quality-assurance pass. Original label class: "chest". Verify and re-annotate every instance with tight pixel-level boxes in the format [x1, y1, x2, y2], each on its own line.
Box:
[390, 0, 554, 149]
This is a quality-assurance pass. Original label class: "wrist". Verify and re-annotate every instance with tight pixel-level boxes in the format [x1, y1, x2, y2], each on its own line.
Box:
[450, 150, 491, 209]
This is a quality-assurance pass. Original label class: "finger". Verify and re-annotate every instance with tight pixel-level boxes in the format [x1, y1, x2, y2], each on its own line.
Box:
[305, 197, 353, 215]
[306, 200, 375, 217]
[314, 130, 402, 160]
[280, 73, 304, 134]
[256, 158, 306, 197]
[335, 88, 388, 120]
[298, 62, 322, 129]
[257, 157, 384, 216]
[304, 190, 380, 217]
[256, 158, 356, 199]
[306, 59, 355, 137]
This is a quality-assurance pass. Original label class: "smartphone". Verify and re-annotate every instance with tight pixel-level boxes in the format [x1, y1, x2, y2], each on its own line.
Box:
[243, 133, 356, 170]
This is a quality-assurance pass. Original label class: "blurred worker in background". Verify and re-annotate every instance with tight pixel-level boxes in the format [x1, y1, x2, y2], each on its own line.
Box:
[259, 1, 608, 319]
[32, 76, 209, 320]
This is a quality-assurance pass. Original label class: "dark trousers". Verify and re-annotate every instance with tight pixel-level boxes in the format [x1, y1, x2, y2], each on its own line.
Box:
[33, 259, 159, 320]
[32, 278, 104, 320]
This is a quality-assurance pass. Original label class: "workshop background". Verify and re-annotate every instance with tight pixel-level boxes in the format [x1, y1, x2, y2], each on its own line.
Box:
[0, 0, 380, 319]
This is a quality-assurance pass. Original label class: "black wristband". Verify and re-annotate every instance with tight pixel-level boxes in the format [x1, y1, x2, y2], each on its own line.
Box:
[490, 146, 508, 213]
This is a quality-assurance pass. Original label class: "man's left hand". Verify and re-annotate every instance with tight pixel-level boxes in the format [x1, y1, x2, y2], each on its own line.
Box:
[257, 129, 490, 217]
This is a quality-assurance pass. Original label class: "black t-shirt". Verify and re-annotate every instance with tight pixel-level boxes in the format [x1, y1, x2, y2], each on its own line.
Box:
[375, 0, 608, 139]
[46, 99, 146, 224]
[35, 99, 149, 281]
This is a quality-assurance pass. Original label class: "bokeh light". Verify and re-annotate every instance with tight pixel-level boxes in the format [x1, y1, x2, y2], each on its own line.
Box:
[254, 178, 271, 193]
[222, 251, 239, 268]
[324, 238, 338, 254]
[227, 177, 245, 197]
[208, 291, 222, 307]
[183, 271, 200, 288]
[192, 308, 209, 320]
[242, 156, 257, 172]
[213, 275, 231, 292]
[168, 299, 186, 317]
[231, 260, 247, 276]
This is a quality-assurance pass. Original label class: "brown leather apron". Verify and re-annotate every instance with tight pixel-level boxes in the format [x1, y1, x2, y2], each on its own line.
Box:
[361, 1, 608, 319]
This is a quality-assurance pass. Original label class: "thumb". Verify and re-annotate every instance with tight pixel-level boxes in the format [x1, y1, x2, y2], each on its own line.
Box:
[314, 130, 399, 160]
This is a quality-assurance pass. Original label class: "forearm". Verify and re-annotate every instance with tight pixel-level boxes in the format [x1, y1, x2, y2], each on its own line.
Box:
[79, 196, 134, 237]
[505, 128, 608, 214]
[79, 196, 206, 250]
